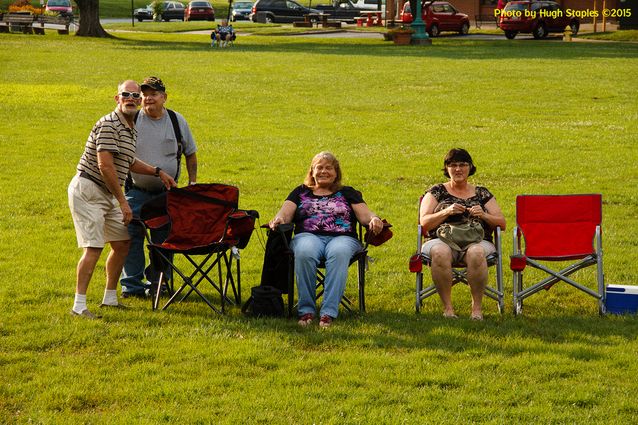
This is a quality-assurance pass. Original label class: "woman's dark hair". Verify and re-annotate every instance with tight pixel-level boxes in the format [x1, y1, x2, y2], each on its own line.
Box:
[442, 148, 477, 178]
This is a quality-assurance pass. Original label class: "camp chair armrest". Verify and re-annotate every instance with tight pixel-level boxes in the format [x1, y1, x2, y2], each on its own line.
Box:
[362, 219, 393, 247]
[270, 223, 294, 252]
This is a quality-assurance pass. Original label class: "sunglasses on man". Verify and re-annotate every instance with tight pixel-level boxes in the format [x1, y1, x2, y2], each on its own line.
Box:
[119, 91, 141, 99]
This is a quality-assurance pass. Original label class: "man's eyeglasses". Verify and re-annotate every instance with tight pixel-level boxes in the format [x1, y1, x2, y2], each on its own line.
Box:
[119, 91, 141, 99]
[447, 162, 470, 169]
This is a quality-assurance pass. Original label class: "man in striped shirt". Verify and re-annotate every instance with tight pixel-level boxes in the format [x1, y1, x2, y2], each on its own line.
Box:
[68, 80, 177, 319]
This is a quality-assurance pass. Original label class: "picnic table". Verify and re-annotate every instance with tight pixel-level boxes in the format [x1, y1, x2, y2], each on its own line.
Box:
[359, 10, 383, 27]
[306, 13, 330, 27]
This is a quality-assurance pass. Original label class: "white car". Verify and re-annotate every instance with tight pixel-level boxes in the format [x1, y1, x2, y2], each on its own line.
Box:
[351, 0, 385, 11]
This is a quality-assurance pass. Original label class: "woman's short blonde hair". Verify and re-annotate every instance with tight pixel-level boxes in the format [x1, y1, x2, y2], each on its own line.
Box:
[303, 151, 343, 191]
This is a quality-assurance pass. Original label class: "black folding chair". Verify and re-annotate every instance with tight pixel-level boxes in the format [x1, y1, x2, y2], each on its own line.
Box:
[274, 221, 391, 317]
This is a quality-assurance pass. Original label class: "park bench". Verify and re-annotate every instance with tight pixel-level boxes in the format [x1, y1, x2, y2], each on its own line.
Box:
[474, 14, 498, 29]
[35, 14, 72, 34]
[0, 13, 71, 35]
[0, 13, 36, 34]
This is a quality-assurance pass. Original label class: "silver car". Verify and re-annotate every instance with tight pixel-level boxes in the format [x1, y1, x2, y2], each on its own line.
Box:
[231, 1, 254, 21]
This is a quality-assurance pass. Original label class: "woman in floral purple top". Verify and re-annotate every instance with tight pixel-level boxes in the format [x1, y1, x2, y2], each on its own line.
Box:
[269, 152, 384, 328]
[420, 148, 506, 321]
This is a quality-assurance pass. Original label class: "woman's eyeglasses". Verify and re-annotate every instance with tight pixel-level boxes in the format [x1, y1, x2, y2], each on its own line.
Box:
[447, 162, 470, 169]
[119, 91, 141, 99]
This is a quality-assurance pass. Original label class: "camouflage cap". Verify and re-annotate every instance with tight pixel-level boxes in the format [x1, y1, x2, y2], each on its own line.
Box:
[140, 76, 166, 92]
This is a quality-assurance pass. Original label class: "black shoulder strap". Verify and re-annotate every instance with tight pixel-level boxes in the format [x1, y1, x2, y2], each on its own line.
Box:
[125, 110, 143, 191]
[167, 109, 184, 181]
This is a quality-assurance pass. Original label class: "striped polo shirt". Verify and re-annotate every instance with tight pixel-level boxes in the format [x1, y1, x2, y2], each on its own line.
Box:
[77, 108, 137, 191]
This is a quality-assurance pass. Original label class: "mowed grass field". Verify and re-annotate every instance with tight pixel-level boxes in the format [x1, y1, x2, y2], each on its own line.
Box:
[1, 32, 638, 423]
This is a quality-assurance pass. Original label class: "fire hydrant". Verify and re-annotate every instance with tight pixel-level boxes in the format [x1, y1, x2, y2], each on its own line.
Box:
[563, 27, 572, 42]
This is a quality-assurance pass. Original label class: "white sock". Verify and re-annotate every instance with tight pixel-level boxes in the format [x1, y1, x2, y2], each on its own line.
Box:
[73, 293, 87, 313]
[102, 289, 118, 306]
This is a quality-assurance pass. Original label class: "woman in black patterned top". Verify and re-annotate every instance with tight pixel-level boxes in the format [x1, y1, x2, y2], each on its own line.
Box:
[269, 152, 384, 328]
[419, 148, 506, 320]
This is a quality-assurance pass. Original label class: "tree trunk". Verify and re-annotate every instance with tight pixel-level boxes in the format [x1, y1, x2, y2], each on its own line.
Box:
[75, 0, 111, 38]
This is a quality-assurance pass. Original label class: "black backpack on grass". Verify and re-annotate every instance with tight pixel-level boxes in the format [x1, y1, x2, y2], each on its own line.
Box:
[241, 224, 293, 317]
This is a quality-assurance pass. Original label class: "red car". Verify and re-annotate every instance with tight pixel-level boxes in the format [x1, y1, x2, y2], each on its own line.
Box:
[45, 0, 73, 18]
[498, 1, 579, 39]
[185, 1, 215, 21]
[401, 1, 470, 37]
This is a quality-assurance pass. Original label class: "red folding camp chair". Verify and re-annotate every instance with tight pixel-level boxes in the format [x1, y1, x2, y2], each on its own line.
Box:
[410, 195, 505, 313]
[138, 184, 258, 314]
[510, 194, 605, 315]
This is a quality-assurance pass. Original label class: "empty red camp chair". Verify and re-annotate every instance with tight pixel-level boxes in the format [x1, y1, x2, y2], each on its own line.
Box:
[510, 194, 605, 315]
[410, 195, 505, 313]
[138, 184, 258, 314]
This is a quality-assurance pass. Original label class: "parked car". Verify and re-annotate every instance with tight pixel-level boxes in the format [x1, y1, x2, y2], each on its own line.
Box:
[315, 0, 363, 22]
[498, 0, 579, 39]
[231, 1, 254, 20]
[134, 4, 153, 21]
[185, 1, 215, 21]
[45, 0, 73, 18]
[250, 0, 319, 23]
[134, 1, 186, 22]
[401, 1, 470, 37]
[351, 0, 385, 11]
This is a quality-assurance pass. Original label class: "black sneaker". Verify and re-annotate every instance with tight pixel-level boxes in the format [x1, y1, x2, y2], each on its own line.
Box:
[146, 282, 169, 297]
[121, 291, 149, 299]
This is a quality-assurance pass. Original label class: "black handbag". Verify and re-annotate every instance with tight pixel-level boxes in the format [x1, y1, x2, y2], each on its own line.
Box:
[241, 285, 285, 317]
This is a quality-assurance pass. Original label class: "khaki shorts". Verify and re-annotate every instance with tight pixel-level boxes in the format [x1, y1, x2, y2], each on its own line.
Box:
[68, 174, 130, 248]
[421, 239, 496, 266]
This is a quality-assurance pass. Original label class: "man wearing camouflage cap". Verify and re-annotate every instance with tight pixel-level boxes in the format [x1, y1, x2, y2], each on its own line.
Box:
[120, 76, 199, 298]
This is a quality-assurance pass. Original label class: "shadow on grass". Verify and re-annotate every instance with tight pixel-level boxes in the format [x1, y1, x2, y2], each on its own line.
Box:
[272, 311, 638, 360]
[113, 35, 638, 60]
[154, 299, 638, 357]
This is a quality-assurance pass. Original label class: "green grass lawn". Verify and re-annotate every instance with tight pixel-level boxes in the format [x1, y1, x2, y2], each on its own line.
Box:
[1, 32, 638, 423]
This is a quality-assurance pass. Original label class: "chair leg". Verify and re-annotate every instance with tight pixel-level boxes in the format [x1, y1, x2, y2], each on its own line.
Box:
[236, 256, 241, 305]
[596, 227, 606, 315]
[287, 256, 295, 318]
[513, 271, 523, 316]
[153, 271, 163, 311]
[358, 257, 366, 313]
[415, 271, 422, 313]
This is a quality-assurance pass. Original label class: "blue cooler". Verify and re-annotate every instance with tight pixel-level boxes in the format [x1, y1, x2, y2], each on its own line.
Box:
[606, 285, 638, 314]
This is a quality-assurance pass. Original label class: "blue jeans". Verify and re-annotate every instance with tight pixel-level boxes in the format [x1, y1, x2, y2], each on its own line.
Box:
[120, 188, 169, 295]
[290, 233, 362, 319]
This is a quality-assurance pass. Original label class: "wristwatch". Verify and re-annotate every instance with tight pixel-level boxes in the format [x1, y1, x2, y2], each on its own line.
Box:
[154, 167, 161, 177]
